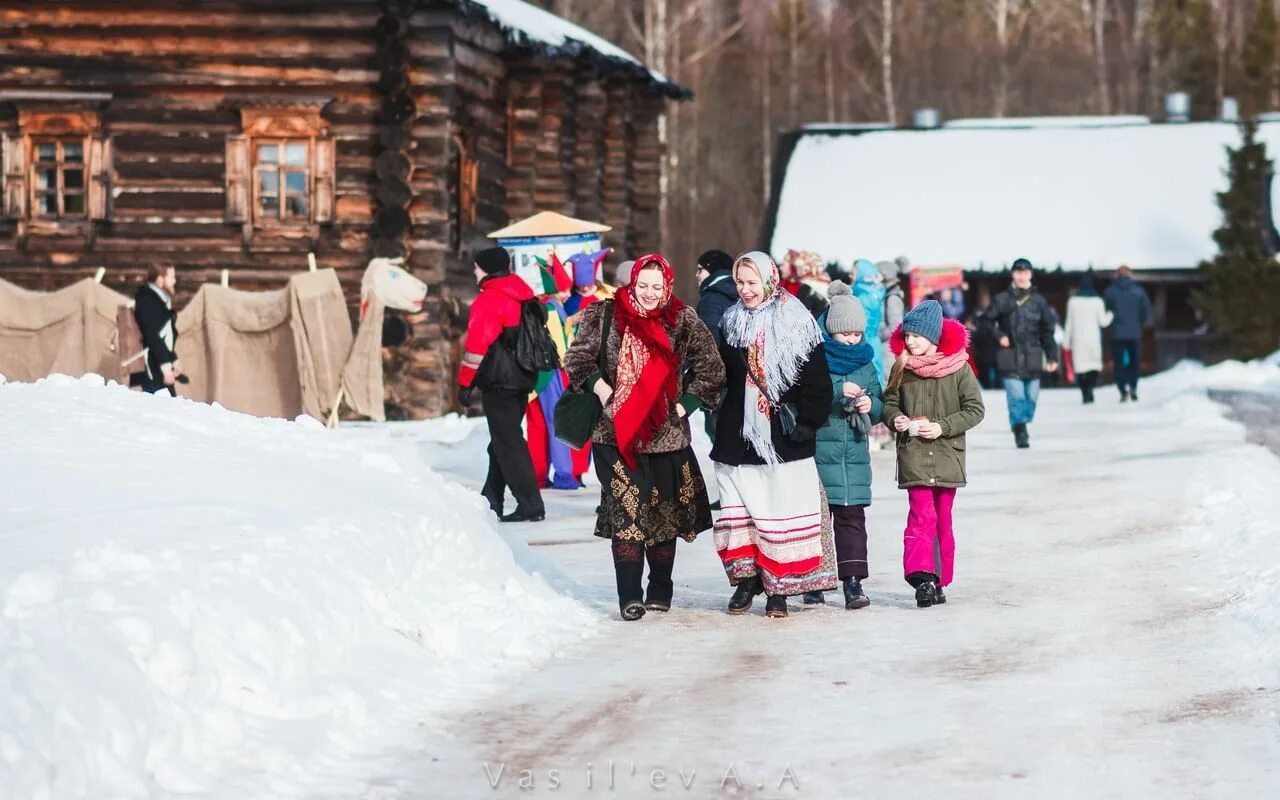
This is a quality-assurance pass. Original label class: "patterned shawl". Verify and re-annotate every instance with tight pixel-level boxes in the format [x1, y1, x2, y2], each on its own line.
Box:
[722, 251, 824, 464]
[610, 253, 685, 468]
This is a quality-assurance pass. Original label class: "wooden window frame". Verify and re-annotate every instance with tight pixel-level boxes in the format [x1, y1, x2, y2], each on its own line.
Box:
[226, 105, 334, 236]
[1, 102, 111, 231]
[30, 137, 89, 220]
[251, 137, 314, 227]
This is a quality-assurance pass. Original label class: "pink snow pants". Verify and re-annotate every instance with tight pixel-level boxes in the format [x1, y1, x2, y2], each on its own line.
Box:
[903, 486, 957, 587]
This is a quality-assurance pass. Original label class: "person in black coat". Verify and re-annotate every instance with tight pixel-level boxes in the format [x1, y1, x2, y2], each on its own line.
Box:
[695, 249, 738, 347]
[132, 264, 181, 396]
[710, 252, 837, 620]
[988, 258, 1059, 449]
[1103, 265, 1154, 402]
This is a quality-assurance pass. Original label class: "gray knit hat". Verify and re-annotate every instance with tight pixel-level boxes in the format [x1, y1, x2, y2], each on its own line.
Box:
[876, 260, 900, 281]
[615, 259, 636, 287]
[825, 282, 866, 335]
[902, 299, 944, 344]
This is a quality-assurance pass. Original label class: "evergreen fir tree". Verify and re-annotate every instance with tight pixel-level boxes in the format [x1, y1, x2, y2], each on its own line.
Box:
[1195, 118, 1280, 360]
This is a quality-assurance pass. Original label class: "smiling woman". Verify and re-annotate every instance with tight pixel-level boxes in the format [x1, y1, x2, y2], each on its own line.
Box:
[561, 253, 725, 621]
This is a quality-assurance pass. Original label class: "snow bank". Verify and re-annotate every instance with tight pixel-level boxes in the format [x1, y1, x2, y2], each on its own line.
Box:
[770, 120, 1280, 271]
[0, 376, 595, 799]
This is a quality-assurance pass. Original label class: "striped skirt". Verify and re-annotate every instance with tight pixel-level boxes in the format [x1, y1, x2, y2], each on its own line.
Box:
[712, 458, 838, 597]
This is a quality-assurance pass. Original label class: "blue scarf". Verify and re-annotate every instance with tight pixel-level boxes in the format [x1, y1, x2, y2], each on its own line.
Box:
[820, 314, 876, 376]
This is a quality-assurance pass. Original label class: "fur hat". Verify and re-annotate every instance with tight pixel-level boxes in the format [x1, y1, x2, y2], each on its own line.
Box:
[824, 282, 866, 335]
[902, 299, 944, 345]
[474, 246, 511, 276]
[697, 249, 734, 274]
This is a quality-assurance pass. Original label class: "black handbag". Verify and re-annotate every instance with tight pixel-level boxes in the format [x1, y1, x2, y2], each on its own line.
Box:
[553, 302, 613, 449]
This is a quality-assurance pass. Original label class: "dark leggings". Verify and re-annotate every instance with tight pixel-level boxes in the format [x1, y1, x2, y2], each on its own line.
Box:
[612, 538, 676, 605]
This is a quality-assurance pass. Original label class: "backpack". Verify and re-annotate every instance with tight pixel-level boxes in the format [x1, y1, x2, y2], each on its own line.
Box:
[116, 304, 146, 385]
[514, 299, 561, 373]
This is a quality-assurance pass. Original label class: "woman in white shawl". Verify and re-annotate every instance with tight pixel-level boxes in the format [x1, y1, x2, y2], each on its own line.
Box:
[710, 252, 838, 618]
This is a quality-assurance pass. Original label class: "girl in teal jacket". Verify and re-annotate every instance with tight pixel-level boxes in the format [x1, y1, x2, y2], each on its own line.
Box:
[809, 283, 883, 609]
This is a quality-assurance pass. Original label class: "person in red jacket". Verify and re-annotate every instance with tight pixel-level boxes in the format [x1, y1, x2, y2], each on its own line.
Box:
[458, 247, 546, 523]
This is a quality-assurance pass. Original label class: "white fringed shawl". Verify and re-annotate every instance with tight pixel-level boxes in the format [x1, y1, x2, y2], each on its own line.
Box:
[721, 251, 823, 464]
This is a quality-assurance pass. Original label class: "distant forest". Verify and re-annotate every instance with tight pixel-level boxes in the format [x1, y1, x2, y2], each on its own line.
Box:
[529, 0, 1279, 274]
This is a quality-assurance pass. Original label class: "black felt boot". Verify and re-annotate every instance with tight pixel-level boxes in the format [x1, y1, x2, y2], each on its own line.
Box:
[727, 575, 763, 615]
[765, 594, 789, 618]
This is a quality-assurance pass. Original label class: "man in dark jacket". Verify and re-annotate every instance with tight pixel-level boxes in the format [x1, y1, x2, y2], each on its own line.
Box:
[695, 249, 737, 347]
[458, 246, 545, 523]
[989, 258, 1059, 449]
[133, 264, 182, 396]
[694, 249, 738, 448]
[1103, 265, 1154, 402]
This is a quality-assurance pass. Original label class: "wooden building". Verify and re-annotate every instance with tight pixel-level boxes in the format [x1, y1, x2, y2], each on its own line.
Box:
[0, 1, 687, 417]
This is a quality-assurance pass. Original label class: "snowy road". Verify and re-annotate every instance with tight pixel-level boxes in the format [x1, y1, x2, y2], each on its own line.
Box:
[376, 378, 1280, 799]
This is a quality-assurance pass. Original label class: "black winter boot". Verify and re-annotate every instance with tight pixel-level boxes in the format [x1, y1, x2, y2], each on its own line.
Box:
[934, 585, 947, 604]
[802, 591, 826, 605]
[614, 554, 645, 621]
[915, 580, 938, 608]
[843, 577, 870, 609]
[1013, 423, 1030, 449]
[765, 594, 789, 618]
[727, 575, 763, 615]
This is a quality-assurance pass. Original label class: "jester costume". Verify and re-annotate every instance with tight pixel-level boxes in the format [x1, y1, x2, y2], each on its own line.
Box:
[525, 253, 590, 489]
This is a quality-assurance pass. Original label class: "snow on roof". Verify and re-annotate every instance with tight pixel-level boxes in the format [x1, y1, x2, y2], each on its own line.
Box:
[458, 0, 686, 98]
[944, 115, 1151, 129]
[768, 119, 1280, 272]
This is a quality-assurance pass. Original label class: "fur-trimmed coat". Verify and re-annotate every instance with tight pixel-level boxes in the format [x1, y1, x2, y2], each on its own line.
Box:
[563, 299, 725, 454]
[882, 319, 986, 489]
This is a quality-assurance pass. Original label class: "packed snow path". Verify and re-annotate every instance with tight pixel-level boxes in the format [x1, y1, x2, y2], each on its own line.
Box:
[383, 379, 1280, 799]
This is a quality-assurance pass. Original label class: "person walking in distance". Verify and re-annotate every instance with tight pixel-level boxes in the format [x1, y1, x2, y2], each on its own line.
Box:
[457, 247, 546, 523]
[1064, 270, 1112, 404]
[132, 264, 183, 396]
[1103, 265, 1154, 402]
[989, 258, 1058, 449]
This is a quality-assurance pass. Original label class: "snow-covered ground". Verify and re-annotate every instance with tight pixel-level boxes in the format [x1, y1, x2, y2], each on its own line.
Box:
[380, 359, 1280, 798]
[0, 375, 594, 799]
[2, 355, 1278, 799]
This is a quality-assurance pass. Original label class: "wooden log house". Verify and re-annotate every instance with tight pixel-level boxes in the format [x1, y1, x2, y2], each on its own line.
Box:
[0, 1, 688, 418]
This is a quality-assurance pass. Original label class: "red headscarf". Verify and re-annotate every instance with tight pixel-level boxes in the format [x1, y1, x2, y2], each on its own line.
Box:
[609, 253, 687, 467]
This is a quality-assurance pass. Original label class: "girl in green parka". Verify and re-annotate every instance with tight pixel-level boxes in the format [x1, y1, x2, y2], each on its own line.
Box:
[807, 282, 884, 610]
[882, 300, 985, 609]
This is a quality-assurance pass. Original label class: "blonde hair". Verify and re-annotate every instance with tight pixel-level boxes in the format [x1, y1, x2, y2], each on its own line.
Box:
[885, 351, 910, 395]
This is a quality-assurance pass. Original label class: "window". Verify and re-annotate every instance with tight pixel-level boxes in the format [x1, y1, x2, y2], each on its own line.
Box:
[253, 139, 310, 223]
[31, 138, 87, 218]
[225, 104, 334, 231]
[0, 98, 111, 225]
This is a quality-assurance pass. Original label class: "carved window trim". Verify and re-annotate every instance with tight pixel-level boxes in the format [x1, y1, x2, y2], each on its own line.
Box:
[225, 104, 334, 235]
[1, 104, 111, 231]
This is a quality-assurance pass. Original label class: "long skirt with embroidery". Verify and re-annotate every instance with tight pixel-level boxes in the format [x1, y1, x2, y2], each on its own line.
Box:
[712, 457, 839, 596]
[592, 444, 713, 545]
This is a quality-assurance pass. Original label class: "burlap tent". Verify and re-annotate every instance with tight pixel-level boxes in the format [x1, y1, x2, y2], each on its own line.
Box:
[0, 277, 127, 383]
[175, 269, 358, 421]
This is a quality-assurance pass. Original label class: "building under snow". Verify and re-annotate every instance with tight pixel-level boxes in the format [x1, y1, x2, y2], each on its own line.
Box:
[763, 115, 1280, 369]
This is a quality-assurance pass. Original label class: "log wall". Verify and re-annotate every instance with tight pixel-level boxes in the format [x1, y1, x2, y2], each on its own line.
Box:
[0, 0, 677, 419]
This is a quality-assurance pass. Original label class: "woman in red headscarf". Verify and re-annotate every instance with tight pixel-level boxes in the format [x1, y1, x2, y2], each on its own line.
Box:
[562, 254, 726, 621]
